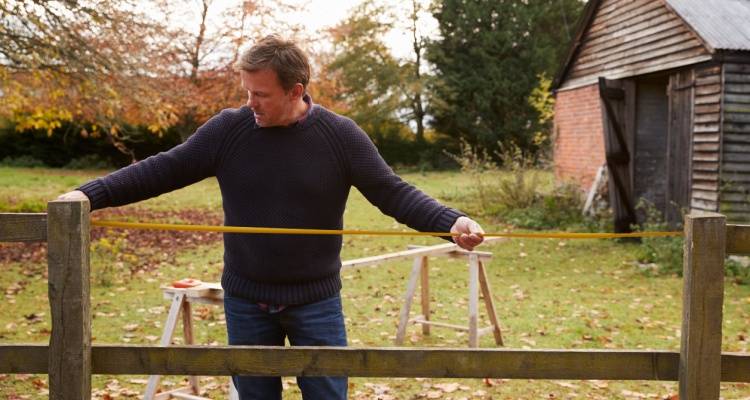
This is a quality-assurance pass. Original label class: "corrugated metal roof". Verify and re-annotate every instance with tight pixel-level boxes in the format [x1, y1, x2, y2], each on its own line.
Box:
[666, 0, 750, 51]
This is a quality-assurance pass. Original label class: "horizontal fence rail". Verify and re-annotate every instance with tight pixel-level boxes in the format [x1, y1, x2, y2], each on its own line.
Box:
[1, 345, 749, 382]
[727, 224, 750, 255]
[0, 213, 47, 242]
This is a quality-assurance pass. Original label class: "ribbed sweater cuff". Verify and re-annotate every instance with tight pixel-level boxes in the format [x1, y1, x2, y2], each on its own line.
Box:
[435, 208, 465, 242]
[77, 179, 110, 211]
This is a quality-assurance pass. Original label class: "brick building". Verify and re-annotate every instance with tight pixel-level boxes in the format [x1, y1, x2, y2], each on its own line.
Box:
[553, 0, 750, 229]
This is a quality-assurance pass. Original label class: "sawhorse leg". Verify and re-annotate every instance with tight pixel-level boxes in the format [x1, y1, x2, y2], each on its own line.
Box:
[395, 256, 425, 344]
[144, 292, 201, 398]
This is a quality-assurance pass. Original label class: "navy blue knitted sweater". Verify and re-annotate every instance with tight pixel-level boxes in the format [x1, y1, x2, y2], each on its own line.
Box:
[79, 98, 463, 304]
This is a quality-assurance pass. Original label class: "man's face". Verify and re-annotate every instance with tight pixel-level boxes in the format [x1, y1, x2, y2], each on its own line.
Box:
[240, 68, 298, 127]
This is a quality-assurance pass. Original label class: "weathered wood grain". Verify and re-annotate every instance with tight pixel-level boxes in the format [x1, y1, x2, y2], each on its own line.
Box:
[47, 199, 91, 400]
[680, 213, 725, 399]
[726, 225, 750, 255]
[0, 213, 46, 242]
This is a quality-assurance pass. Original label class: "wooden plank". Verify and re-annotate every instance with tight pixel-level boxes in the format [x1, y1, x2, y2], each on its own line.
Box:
[693, 143, 720, 152]
[725, 73, 750, 84]
[695, 65, 722, 77]
[721, 192, 750, 202]
[722, 171, 750, 183]
[725, 93, 750, 105]
[406, 245, 493, 260]
[726, 83, 750, 94]
[0, 213, 47, 242]
[692, 161, 719, 172]
[694, 113, 719, 124]
[691, 198, 717, 211]
[694, 104, 720, 114]
[692, 182, 719, 191]
[725, 64, 750, 74]
[0, 344, 48, 373]
[695, 94, 721, 105]
[724, 152, 750, 162]
[724, 124, 750, 134]
[181, 300, 200, 394]
[724, 134, 750, 144]
[4, 344, 749, 382]
[693, 124, 719, 133]
[724, 163, 750, 173]
[468, 254, 479, 347]
[726, 226, 750, 255]
[724, 143, 750, 152]
[725, 112, 750, 124]
[395, 257, 423, 345]
[722, 212, 750, 223]
[420, 257, 430, 336]
[693, 133, 720, 143]
[679, 213, 725, 399]
[724, 103, 750, 113]
[721, 199, 750, 212]
[47, 199, 91, 400]
[578, 26, 690, 65]
[695, 84, 722, 96]
[478, 261, 503, 346]
[90, 345, 682, 380]
[145, 292, 187, 400]
[692, 172, 719, 182]
[695, 75, 721, 86]
[412, 317, 470, 331]
[692, 190, 719, 202]
[692, 153, 719, 162]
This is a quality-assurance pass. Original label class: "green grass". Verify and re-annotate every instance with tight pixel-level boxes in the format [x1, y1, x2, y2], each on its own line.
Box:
[1, 166, 749, 399]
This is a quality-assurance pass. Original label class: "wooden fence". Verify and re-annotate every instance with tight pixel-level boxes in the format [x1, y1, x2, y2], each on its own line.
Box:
[1, 199, 749, 399]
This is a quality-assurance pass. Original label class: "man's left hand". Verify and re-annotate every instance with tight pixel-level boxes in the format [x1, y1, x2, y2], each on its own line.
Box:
[450, 216, 485, 251]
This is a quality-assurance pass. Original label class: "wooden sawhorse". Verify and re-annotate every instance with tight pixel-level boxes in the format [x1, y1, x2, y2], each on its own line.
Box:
[144, 282, 239, 400]
[395, 249, 504, 347]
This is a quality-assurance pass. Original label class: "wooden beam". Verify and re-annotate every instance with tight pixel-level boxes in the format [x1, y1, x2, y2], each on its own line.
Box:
[91, 346, 684, 380]
[727, 224, 750, 255]
[680, 212, 725, 400]
[0, 344, 48, 373]
[47, 199, 91, 399]
[342, 237, 505, 269]
[0, 213, 47, 242]
[3, 345, 750, 382]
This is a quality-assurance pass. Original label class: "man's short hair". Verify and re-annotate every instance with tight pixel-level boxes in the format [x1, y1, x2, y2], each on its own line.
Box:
[235, 35, 310, 91]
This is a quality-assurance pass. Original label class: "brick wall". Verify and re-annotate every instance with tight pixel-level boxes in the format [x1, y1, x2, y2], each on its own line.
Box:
[553, 84, 606, 190]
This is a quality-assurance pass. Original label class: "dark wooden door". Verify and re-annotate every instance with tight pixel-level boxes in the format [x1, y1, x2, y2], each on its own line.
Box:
[599, 77, 636, 233]
[666, 70, 694, 226]
[634, 77, 669, 222]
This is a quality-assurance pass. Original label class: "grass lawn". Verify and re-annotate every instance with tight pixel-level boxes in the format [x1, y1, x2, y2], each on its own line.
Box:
[1, 166, 749, 399]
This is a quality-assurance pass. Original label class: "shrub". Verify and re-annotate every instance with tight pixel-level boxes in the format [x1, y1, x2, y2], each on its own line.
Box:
[0, 155, 46, 168]
[64, 154, 112, 170]
[634, 199, 684, 276]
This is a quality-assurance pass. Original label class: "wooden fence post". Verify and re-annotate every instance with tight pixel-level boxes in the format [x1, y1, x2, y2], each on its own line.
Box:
[679, 212, 725, 399]
[47, 199, 91, 399]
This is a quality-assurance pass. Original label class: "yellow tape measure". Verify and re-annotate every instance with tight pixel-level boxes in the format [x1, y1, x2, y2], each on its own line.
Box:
[91, 220, 682, 239]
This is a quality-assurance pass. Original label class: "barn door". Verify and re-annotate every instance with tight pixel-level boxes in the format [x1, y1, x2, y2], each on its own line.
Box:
[666, 70, 694, 226]
[599, 77, 636, 233]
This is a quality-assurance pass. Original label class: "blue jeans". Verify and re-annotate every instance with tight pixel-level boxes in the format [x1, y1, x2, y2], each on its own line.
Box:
[224, 292, 348, 399]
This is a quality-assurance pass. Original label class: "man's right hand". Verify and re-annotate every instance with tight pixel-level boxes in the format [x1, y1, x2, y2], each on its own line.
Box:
[56, 190, 89, 202]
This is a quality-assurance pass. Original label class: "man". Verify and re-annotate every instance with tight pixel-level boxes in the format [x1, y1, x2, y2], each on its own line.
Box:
[58, 35, 484, 399]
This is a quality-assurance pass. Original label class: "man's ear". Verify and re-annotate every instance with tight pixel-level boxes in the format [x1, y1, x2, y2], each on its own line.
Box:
[290, 83, 305, 100]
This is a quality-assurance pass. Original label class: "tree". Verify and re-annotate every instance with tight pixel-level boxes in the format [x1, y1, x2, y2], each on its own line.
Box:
[426, 0, 583, 154]
[326, 1, 409, 143]
[0, 0, 180, 159]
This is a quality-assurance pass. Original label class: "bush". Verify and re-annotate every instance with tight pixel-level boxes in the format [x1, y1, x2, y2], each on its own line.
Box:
[0, 155, 46, 168]
[64, 154, 112, 169]
[634, 199, 685, 276]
